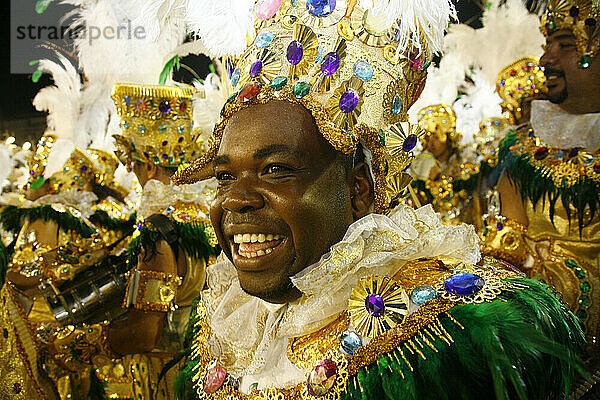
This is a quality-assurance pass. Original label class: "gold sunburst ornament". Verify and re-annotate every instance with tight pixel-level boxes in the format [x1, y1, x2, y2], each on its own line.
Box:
[348, 275, 409, 338]
[327, 76, 364, 131]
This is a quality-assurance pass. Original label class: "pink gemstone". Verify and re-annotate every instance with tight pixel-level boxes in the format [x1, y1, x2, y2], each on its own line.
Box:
[255, 0, 284, 20]
[203, 363, 227, 394]
[307, 359, 338, 396]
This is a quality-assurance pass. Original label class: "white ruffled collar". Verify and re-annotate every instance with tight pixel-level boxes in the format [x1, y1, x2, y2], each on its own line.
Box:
[0, 190, 98, 220]
[137, 178, 217, 220]
[531, 100, 600, 152]
[202, 204, 481, 393]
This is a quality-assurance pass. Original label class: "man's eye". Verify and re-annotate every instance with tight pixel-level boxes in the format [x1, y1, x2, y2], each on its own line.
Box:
[216, 171, 235, 181]
[265, 165, 292, 174]
[559, 42, 575, 49]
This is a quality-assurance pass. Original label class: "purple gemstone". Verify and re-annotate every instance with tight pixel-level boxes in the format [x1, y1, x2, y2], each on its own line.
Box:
[287, 41, 304, 65]
[249, 60, 263, 78]
[402, 134, 418, 152]
[569, 148, 579, 158]
[496, 221, 504, 231]
[585, 18, 596, 27]
[365, 293, 385, 317]
[158, 101, 171, 114]
[320, 52, 340, 76]
[339, 90, 359, 113]
[569, 6, 579, 18]
[80, 165, 88, 172]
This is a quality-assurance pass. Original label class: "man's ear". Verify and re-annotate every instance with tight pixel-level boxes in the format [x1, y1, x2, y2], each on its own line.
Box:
[350, 161, 374, 220]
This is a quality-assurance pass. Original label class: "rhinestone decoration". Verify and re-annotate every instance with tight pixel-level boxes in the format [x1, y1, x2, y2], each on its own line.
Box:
[250, 60, 264, 77]
[270, 76, 288, 90]
[307, 359, 338, 396]
[339, 89, 359, 113]
[444, 273, 485, 296]
[320, 51, 341, 75]
[410, 285, 437, 306]
[287, 40, 304, 65]
[353, 60, 374, 81]
[339, 331, 363, 355]
[306, 0, 336, 17]
[231, 68, 241, 86]
[203, 362, 227, 394]
[254, 31, 275, 48]
[293, 81, 311, 98]
[158, 101, 171, 114]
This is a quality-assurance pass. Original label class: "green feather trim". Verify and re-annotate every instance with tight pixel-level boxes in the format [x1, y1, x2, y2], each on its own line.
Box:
[87, 368, 107, 400]
[89, 210, 136, 235]
[0, 205, 95, 237]
[343, 277, 585, 400]
[498, 131, 600, 231]
[127, 219, 217, 266]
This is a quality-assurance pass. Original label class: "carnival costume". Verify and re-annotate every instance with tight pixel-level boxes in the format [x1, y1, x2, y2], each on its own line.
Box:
[161, 0, 586, 398]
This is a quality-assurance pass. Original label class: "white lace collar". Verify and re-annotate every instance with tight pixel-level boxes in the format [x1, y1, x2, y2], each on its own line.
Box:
[202, 204, 481, 393]
[137, 178, 217, 220]
[531, 100, 600, 152]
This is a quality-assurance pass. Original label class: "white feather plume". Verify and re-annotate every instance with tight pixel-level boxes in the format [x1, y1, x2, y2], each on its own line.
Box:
[365, 0, 457, 55]
[32, 55, 83, 178]
[185, 0, 255, 57]
[443, 0, 544, 86]
[192, 73, 227, 139]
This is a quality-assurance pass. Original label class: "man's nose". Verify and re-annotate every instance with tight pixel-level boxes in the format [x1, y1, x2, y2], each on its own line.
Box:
[221, 178, 265, 213]
[540, 42, 558, 69]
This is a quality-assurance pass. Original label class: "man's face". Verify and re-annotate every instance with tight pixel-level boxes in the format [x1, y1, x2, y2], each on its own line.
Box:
[426, 132, 450, 159]
[211, 101, 355, 303]
[540, 29, 587, 104]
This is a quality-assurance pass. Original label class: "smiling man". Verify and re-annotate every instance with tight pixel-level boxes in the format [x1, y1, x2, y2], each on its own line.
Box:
[481, 0, 600, 378]
[170, 1, 584, 399]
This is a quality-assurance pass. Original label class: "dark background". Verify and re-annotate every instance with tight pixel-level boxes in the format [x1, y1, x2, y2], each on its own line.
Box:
[0, 0, 537, 144]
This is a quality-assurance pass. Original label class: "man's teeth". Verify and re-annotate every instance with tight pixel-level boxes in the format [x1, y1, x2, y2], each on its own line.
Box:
[233, 233, 283, 243]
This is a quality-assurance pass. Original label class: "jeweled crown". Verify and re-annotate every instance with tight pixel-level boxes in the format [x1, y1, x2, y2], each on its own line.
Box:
[112, 84, 200, 168]
[541, 0, 600, 68]
[48, 149, 96, 194]
[496, 57, 547, 124]
[28, 135, 56, 188]
[174, 0, 452, 212]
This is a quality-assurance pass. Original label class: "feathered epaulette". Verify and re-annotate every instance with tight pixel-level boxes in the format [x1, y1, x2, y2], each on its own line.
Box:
[497, 127, 600, 231]
[127, 201, 218, 266]
[178, 257, 585, 400]
[0, 205, 95, 238]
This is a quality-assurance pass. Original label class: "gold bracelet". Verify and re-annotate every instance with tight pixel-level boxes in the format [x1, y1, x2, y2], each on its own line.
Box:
[123, 269, 182, 312]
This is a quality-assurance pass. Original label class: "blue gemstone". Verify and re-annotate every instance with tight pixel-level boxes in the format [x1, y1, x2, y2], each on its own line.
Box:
[177, 126, 186, 133]
[254, 31, 274, 48]
[137, 124, 146, 133]
[554, 151, 565, 160]
[392, 94, 402, 115]
[287, 41, 304, 65]
[321, 52, 340, 75]
[306, 0, 336, 17]
[444, 273, 485, 296]
[353, 60, 374, 81]
[124, 95, 131, 106]
[339, 90, 359, 113]
[315, 47, 324, 64]
[122, 121, 129, 129]
[340, 331, 363, 355]
[231, 68, 241, 87]
[410, 285, 437, 305]
[402, 134, 417, 152]
[250, 59, 263, 77]
[365, 293, 385, 316]
[158, 125, 167, 133]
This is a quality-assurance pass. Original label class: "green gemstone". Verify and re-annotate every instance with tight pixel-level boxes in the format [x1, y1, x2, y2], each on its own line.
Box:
[292, 81, 310, 99]
[578, 295, 591, 307]
[565, 259, 578, 269]
[576, 309, 588, 321]
[580, 281, 591, 293]
[226, 92, 238, 103]
[271, 76, 288, 90]
[378, 130, 386, 146]
[168, 156, 175, 164]
[580, 54, 591, 69]
[483, 228, 488, 236]
[158, 125, 167, 133]
[575, 268, 586, 279]
[153, 156, 160, 165]
[392, 94, 402, 115]
[548, 20, 555, 30]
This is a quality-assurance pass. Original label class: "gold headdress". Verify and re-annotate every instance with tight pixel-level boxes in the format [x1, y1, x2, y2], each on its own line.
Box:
[112, 84, 200, 169]
[416, 104, 461, 146]
[541, 0, 600, 68]
[28, 135, 96, 194]
[173, 0, 456, 212]
[496, 57, 547, 124]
